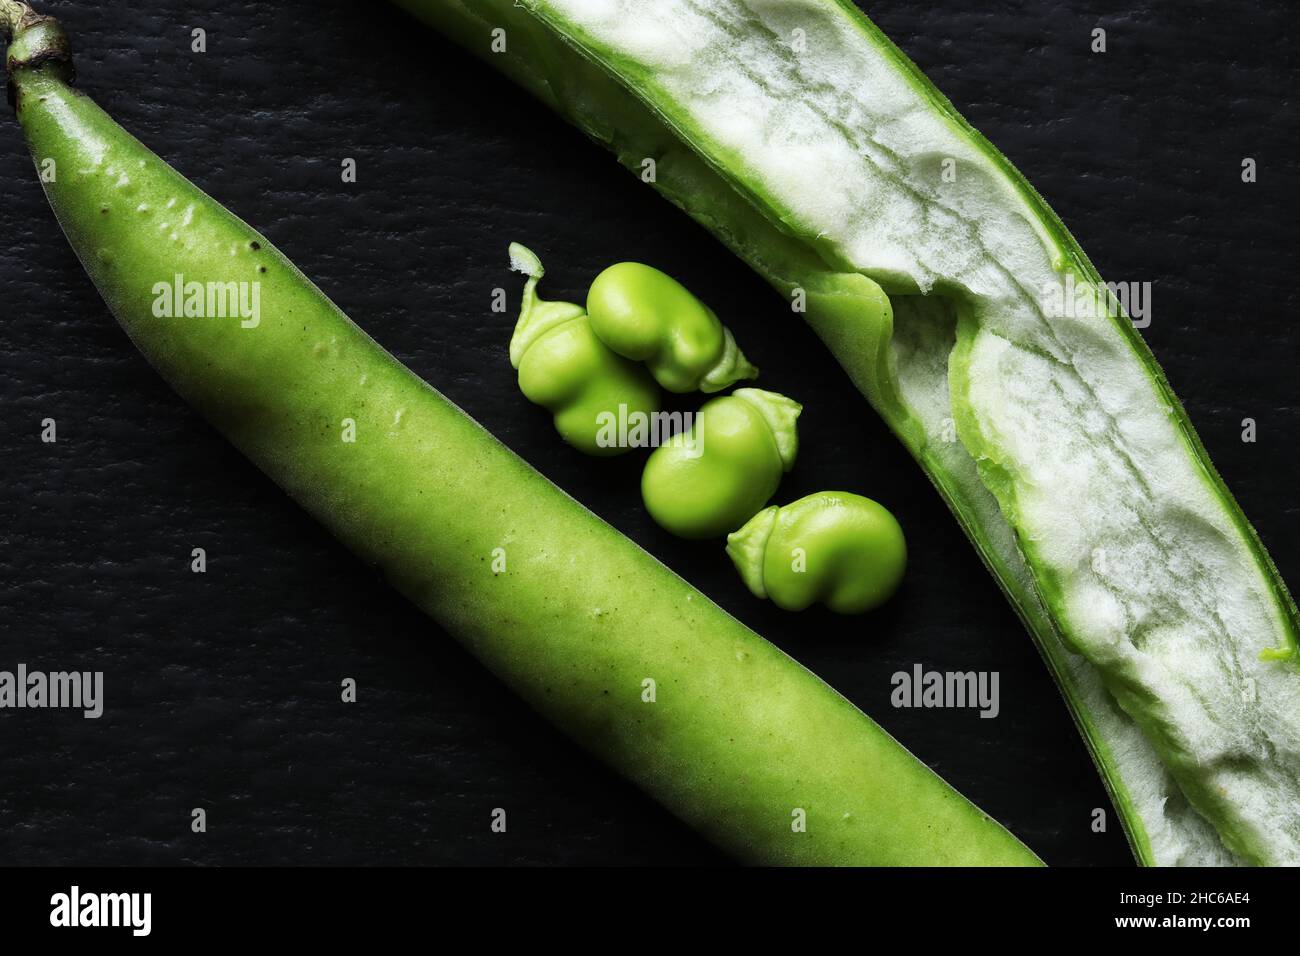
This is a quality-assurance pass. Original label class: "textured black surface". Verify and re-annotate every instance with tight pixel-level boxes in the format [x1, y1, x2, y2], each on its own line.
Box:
[0, 0, 1295, 866]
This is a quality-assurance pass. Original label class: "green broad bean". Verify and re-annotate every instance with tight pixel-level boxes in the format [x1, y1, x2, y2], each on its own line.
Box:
[641, 387, 800, 539]
[508, 243, 660, 456]
[586, 260, 757, 393]
[728, 492, 907, 614]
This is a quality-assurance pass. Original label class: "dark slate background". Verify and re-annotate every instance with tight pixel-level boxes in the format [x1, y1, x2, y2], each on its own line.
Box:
[0, 0, 1295, 866]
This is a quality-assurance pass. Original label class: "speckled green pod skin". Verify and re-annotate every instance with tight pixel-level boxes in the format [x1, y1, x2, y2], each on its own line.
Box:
[729, 492, 908, 614]
[4, 13, 1038, 866]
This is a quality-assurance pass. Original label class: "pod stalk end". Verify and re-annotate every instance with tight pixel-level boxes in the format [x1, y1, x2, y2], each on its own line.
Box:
[4, 2, 74, 110]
